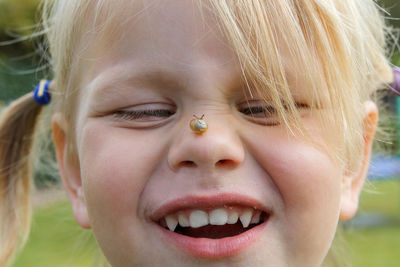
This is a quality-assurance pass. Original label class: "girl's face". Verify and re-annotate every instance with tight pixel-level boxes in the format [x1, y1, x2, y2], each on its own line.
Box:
[53, 1, 374, 266]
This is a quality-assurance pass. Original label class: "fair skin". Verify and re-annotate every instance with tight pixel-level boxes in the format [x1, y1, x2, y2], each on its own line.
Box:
[52, 1, 377, 266]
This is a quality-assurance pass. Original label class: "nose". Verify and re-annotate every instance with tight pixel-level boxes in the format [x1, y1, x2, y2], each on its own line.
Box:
[168, 115, 245, 171]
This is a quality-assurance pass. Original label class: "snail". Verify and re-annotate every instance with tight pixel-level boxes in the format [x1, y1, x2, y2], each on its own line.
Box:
[190, 114, 208, 134]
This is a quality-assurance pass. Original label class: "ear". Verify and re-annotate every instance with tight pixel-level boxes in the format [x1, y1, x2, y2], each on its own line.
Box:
[339, 101, 378, 220]
[52, 113, 91, 229]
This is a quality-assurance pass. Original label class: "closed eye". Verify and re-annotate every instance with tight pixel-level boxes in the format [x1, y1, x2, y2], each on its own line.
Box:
[238, 101, 309, 126]
[113, 109, 175, 121]
[240, 105, 276, 117]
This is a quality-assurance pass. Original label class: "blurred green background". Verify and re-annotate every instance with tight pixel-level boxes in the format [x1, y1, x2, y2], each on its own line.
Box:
[0, 0, 400, 266]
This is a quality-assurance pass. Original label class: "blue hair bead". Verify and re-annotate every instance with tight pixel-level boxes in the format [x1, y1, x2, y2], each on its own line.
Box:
[33, 80, 51, 105]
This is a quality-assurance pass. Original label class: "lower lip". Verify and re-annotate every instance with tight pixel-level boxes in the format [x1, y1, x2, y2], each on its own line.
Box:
[155, 221, 268, 259]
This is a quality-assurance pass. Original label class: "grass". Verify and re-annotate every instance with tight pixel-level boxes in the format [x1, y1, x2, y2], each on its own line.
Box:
[12, 201, 99, 267]
[344, 227, 400, 267]
[12, 179, 400, 267]
[343, 179, 400, 267]
[358, 179, 400, 218]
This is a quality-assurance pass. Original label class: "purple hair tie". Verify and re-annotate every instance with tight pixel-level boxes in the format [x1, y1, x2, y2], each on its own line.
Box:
[389, 67, 400, 96]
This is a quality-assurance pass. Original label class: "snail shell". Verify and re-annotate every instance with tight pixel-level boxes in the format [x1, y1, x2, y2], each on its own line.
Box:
[190, 117, 208, 133]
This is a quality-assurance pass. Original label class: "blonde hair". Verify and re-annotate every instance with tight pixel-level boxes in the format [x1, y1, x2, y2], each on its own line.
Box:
[0, 0, 395, 266]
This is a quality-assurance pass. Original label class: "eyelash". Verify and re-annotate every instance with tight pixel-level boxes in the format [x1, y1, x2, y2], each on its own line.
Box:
[240, 103, 309, 115]
[113, 109, 175, 120]
[240, 106, 274, 115]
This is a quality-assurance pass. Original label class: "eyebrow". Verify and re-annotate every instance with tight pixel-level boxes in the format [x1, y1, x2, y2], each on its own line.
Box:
[90, 66, 189, 99]
[133, 69, 188, 91]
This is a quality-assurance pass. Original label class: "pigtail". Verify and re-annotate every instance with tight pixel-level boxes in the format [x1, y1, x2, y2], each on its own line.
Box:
[0, 92, 43, 266]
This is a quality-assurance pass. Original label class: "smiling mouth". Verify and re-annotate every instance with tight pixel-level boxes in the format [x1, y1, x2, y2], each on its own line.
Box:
[157, 206, 269, 239]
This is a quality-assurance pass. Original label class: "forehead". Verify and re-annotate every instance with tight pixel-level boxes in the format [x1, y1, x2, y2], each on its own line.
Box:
[78, 0, 238, 82]
[74, 0, 317, 103]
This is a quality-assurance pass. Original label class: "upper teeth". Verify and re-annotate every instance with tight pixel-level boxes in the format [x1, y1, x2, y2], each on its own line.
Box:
[209, 208, 228, 225]
[162, 207, 262, 232]
[190, 210, 208, 228]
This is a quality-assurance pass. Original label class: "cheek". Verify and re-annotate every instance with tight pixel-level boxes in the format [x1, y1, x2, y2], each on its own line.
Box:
[77, 120, 164, 227]
[263, 141, 342, 210]
[245, 128, 343, 258]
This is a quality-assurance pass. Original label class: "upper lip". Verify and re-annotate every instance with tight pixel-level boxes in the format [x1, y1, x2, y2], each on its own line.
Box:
[150, 193, 270, 222]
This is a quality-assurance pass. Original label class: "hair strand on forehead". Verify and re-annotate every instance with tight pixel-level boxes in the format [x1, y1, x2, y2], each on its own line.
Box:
[207, 0, 394, 172]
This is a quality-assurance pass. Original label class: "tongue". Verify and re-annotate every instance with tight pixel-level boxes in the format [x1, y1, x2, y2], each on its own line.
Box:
[176, 222, 251, 239]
